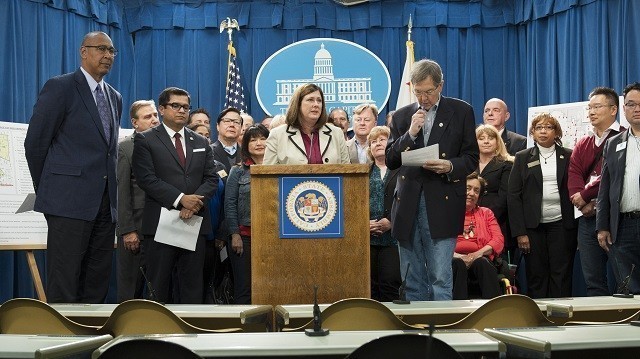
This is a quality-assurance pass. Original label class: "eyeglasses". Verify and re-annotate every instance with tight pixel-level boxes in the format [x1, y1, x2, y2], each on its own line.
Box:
[83, 45, 118, 56]
[534, 125, 555, 132]
[624, 102, 640, 110]
[586, 104, 614, 111]
[165, 103, 191, 112]
[220, 118, 242, 126]
[413, 88, 439, 97]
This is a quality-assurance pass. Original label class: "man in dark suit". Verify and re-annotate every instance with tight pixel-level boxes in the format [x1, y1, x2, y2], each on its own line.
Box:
[116, 100, 159, 302]
[24, 31, 122, 303]
[211, 107, 243, 174]
[483, 98, 527, 155]
[133, 87, 218, 303]
[597, 82, 640, 294]
[386, 59, 478, 301]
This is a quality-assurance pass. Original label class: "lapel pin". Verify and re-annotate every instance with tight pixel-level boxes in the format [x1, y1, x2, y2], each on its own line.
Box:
[189, 137, 194, 140]
[438, 123, 443, 127]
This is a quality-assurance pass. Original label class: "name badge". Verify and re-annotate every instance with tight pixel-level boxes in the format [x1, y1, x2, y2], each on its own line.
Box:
[527, 160, 540, 168]
[616, 142, 627, 152]
[193, 148, 205, 153]
[217, 170, 228, 178]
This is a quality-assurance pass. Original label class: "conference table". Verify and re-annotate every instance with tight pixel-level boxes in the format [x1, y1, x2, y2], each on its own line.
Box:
[0, 334, 112, 359]
[51, 304, 273, 332]
[536, 296, 640, 324]
[484, 323, 640, 358]
[92, 329, 505, 358]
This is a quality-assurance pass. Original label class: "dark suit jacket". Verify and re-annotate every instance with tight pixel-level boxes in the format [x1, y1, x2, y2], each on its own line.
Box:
[24, 68, 122, 221]
[596, 130, 630, 243]
[116, 134, 145, 236]
[211, 140, 239, 175]
[502, 129, 527, 156]
[478, 158, 513, 223]
[508, 145, 576, 237]
[386, 97, 479, 240]
[132, 125, 218, 236]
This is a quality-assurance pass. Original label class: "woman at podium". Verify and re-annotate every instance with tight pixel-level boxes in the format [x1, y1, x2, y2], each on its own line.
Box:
[264, 83, 350, 165]
[224, 124, 270, 304]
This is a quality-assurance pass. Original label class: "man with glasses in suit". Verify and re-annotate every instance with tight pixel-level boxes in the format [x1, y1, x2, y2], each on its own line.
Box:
[133, 87, 218, 303]
[25, 31, 122, 303]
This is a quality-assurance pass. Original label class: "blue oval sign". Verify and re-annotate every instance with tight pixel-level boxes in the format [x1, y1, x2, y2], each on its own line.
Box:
[256, 38, 391, 119]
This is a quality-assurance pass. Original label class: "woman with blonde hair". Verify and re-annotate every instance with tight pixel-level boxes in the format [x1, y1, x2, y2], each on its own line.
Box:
[508, 113, 577, 298]
[475, 124, 514, 258]
[264, 84, 349, 164]
[367, 126, 401, 301]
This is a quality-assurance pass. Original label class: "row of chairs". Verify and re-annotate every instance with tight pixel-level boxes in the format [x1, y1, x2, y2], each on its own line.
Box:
[3, 294, 640, 336]
[0, 298, 241, 336]
[282, 295, 640, 331]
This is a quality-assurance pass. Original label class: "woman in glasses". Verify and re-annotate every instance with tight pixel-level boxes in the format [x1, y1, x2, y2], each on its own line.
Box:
[264, 83, 350, 164]
[508, 113, 577, 298]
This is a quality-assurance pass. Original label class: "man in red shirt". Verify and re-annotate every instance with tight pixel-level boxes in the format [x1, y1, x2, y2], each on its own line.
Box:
[568, 87, 623, 296]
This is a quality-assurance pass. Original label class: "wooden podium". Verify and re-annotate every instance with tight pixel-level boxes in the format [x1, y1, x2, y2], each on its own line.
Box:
[250, 164, 370, 305]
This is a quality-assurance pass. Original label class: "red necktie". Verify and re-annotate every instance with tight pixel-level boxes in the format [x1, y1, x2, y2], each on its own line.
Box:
[174, 133, 186, 168]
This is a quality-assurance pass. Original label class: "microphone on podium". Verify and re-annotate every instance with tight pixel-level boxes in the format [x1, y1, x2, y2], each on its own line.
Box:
[139, 266, 159, 302]
[305, 285, 329, 336]
[393, 263, 411, 304]
[614, 263, 635, 298]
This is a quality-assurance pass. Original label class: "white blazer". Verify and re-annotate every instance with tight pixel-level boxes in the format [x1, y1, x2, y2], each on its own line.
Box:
[264, 123, 350, 165]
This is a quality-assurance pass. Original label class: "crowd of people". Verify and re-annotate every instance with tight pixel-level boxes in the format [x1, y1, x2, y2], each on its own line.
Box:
[23, 31, 640, 304]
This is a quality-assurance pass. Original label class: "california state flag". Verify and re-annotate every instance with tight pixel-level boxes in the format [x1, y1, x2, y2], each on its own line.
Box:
[396, 40, 417, 110]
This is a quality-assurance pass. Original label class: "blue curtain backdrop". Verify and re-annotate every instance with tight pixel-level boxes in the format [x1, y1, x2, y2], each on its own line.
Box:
[1, 0, 639, 302]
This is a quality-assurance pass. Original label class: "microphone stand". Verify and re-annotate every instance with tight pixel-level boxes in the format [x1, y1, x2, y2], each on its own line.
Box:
[140, 266, 160, 303]
[614, 264, 635, 298]
[393, 263, 411, 304]
[305, 285, 329, 336]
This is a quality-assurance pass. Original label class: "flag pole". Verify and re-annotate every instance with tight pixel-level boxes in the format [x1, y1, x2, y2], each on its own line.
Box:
[395, 14, 417, 110]
[220, 17, 239, 89]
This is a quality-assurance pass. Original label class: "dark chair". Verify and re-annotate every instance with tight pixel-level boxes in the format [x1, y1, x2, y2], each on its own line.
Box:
[98, 299, 241, 336]
[435, 294, 555, 330]
[0, 298, 99, 335]
[282, 298, 423, 331]
[96, 338, 202, 359]
[346, 333, 463, 359]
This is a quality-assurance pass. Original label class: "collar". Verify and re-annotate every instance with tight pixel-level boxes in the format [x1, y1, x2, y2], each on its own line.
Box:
[80, 66, 104, 94]
[162, 122, 185, 139]
[588, 121, 621, 137]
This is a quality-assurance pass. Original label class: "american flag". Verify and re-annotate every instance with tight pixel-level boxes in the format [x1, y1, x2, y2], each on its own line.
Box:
[224, 42, 247, 113]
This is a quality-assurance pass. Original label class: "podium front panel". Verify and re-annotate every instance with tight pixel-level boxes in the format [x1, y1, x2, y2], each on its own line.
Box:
[250, 164, 370, 305]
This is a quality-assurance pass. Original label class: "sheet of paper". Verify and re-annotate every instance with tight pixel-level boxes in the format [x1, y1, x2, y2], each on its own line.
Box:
[15, 193, 36, 213]
[574, 206, 582, 219]
[220, 246, 228, 262]
[401, 143, 440, 166]
[155, 208, 202, 251]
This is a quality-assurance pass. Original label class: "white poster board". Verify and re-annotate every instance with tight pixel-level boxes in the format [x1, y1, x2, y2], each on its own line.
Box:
[0, 121, 134, 249]
[527, 96, 629, 149]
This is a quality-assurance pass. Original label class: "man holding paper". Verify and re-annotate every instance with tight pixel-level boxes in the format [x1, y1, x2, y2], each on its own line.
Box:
[386, 59, 478, 301]
[133, 87, 218, 303]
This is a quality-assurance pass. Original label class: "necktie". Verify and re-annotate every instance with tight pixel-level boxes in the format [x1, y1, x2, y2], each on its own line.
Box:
[95, 85, 112, 139]
[423, 107, 435, 144]
[174, 133, 186, 168]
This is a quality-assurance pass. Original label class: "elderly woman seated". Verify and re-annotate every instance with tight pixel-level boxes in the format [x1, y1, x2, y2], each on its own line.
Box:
[452, 173, 505, 300]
